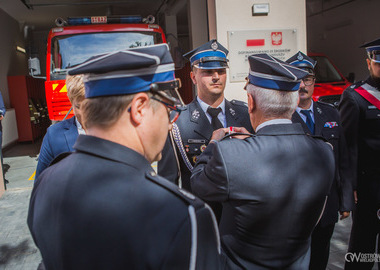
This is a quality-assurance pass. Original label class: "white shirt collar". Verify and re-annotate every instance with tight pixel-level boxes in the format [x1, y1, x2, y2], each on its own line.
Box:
[256, 119, 292, 132]
[197, 96, 225, 115]
[75, 117, 86, 135]
[296, 100, 314, 114]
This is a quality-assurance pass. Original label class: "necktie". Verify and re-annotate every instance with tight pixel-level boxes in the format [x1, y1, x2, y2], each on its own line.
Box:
[207, 107, 224, 130]
[300, 109, 315, 134]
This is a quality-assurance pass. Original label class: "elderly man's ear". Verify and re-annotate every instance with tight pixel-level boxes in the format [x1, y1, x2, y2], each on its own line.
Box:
[247, 93, 255, 114]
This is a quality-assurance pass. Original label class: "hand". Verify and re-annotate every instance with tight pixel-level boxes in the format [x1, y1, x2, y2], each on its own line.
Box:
[0, 115, 3, 121]
[354, 190, 358, 204]
[229, 127, 251, 139]
[210, 128, 229, 142]
[210, 127, 251, 142]
[339, 211, 350, 220]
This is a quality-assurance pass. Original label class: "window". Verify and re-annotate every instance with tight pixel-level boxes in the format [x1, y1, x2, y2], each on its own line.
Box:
[311, 56, 343, 83]
[51, 31, 163, 80]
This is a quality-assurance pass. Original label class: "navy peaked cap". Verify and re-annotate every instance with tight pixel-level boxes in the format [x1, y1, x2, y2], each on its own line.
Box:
[68, 44, 176, 98]
[360, 37, 380, 53]
[248, 53, 309, 91]
[286, 51, 316, 75]
[183, 39, 229, 69]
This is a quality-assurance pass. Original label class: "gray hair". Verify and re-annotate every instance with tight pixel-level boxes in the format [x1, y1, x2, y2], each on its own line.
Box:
[246, 84, 298, 119]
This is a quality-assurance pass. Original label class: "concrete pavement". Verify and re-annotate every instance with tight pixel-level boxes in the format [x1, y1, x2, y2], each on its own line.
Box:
[0, 141, 42, 270]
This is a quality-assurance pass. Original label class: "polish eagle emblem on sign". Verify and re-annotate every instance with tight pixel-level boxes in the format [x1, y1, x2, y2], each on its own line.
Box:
[271, 32, 282, 45]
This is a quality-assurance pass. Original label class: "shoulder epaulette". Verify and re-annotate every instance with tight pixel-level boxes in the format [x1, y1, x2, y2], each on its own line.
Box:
[145, 171, 204, 209]
[179, 104, 189, 111]
[348, 81, 365, 90]
[50, 151, 72, 166]
[316, 100, 336, 109]
[230, 99, 248, 107]
[308, 134, 328, 142]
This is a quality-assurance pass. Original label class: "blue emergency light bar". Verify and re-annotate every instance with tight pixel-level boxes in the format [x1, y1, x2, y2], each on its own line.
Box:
[66, 16, 143, 26]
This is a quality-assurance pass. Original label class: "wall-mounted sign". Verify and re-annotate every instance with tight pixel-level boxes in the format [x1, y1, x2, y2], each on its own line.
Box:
[252, 4, 270, 16]
[228, 29, 298, 82]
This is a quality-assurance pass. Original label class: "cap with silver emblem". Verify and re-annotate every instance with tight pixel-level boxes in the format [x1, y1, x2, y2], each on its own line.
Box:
[360, 37, 380, 63]
[247, 53, 309, 91]
[286, 51, 316, 76]
[183, 39, 229, 69]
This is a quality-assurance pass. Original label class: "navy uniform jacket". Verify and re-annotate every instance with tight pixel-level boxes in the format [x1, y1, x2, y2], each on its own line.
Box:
[292, 101, 354, 226]
[158, 98, 253, 191]
[191, 123, 335, 269]
[35, 117, 78, 179]
[339, 77, 380, 209]
[28, 135, 221, 270]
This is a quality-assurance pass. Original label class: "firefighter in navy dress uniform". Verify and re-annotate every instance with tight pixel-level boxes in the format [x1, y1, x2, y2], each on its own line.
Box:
[191, 53, 335, 269]
[27, 44, 221, 270]
[340, 37, 380, 270]
[158, 39, 253, 192]
[287, 51, 354, 270]
[35, 75, 86, 180]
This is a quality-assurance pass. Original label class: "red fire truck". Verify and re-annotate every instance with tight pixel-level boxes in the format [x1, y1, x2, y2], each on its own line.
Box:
[30, 15, 166, 121]
[308, 52, 351, 107]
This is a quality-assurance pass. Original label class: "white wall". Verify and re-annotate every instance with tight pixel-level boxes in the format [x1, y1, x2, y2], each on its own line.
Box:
[2, 109, 18, 148]
[307, 0, 380, 81]
[213, 0, 307, 102]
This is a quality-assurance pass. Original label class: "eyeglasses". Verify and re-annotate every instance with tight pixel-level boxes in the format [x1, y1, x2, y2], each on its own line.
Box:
[150, 79, 184, 106]
[302, 76, 315, 86]
[151, 96, 182, 123]
[368, 50, 380, 63]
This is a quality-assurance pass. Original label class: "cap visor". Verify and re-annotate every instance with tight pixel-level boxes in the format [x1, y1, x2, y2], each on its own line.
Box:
[195, 61, 228, 69]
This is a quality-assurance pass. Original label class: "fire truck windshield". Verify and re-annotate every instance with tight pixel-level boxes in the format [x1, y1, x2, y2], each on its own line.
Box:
[51, 31, 163, 80]
[312, 55, 343, 83]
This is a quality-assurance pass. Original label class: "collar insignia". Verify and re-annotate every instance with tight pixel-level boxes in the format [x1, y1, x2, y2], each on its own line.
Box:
[191, 109, 200, 121]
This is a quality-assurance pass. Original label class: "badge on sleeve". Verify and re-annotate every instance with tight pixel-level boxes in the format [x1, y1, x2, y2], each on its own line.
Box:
[324, 122, 338, 128]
